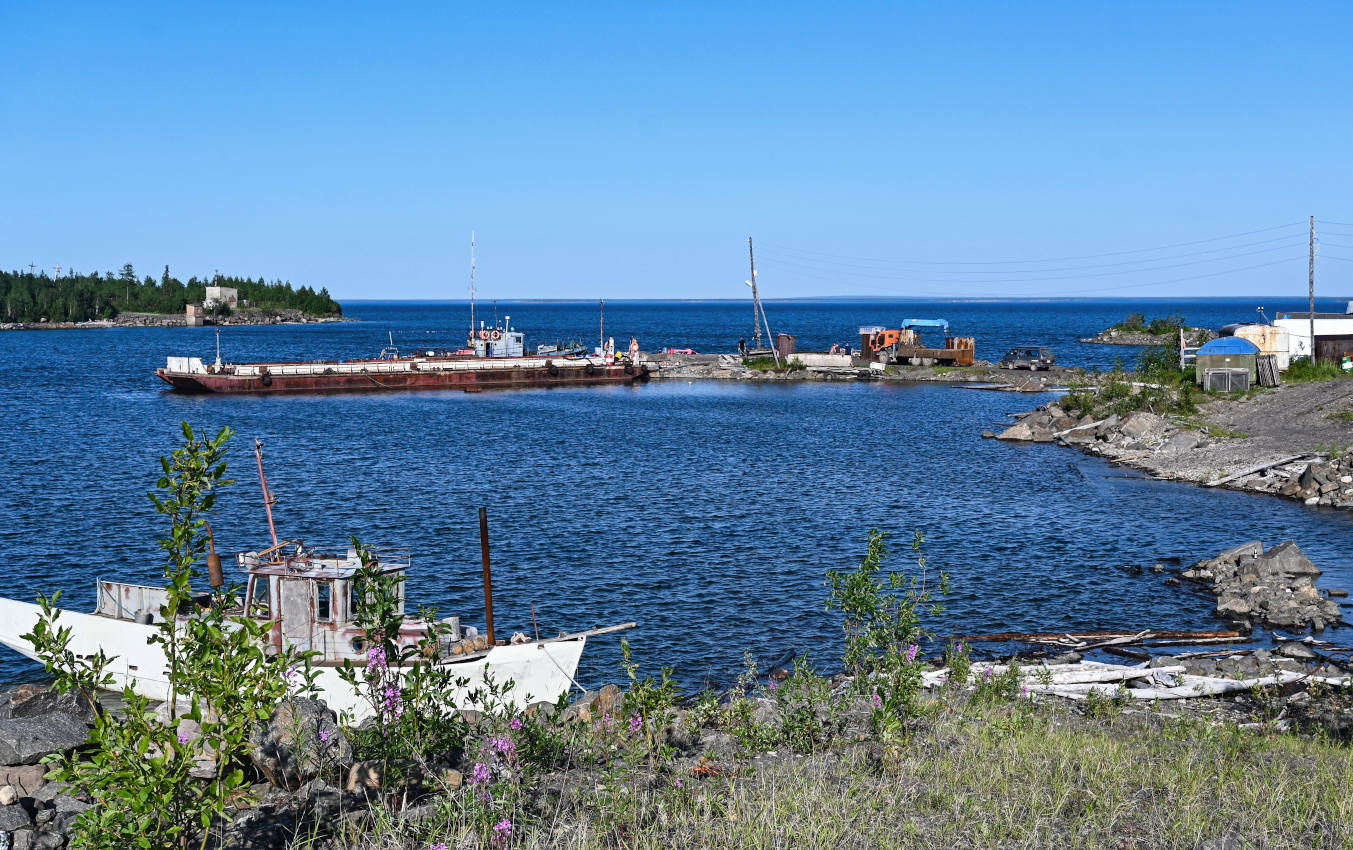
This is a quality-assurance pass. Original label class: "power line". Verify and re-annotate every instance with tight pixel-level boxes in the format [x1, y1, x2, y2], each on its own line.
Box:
[756, 221, 1305, 267]
[758, 243, 1303, 285]
[759, 234, 1305, 277]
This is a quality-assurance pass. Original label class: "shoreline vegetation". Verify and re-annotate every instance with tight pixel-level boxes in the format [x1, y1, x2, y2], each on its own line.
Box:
[0, 265, 343, 327]
[0, 428, 1350, 849]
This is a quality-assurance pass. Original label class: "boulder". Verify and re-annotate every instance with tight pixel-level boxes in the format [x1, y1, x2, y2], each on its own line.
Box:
[0, 687, 97, 727]
[0, 714, 90, 766]
[0, 765, 47, 796]
[1257, 540, 1321, 579]
[249, 698, 351, 790]
[995, 421, 1034, 442]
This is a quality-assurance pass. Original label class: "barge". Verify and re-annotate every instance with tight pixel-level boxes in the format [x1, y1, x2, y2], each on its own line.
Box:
[156, 320, 648, 394]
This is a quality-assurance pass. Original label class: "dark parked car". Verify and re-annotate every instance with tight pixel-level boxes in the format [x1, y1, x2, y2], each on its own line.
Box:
[1000, 346, 1056, 370]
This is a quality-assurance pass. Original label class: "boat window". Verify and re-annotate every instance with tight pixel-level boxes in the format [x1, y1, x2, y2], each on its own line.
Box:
[249, 577, 271, 619]
[316, 581, 332, 622]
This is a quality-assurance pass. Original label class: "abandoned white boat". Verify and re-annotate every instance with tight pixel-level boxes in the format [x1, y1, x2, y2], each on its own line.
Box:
[0, 443, 632, 721]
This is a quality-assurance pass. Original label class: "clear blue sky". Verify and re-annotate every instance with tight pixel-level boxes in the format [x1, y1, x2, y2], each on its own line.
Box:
[3, 2, 1351, 300]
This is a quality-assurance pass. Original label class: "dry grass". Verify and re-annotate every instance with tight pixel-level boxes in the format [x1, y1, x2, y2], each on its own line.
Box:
[322, 700, 1353, 850]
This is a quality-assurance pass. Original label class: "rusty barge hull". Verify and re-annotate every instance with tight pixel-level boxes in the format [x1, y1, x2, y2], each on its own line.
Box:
[156, 357, 648, 394]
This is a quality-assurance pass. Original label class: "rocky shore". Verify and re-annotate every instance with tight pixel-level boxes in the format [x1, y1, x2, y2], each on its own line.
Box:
[993, 378, 1353, 510]
[1079, 326, 1215, 346]
[0, 309, 347, 331]
[645, 352, 1081, 391]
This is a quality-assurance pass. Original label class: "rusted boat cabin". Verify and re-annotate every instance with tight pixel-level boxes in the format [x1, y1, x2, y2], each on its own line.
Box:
[238, 542, 458, 660]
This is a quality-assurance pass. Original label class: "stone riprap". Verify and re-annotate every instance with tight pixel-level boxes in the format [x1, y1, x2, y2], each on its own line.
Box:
[1181, 540, 1345, 632]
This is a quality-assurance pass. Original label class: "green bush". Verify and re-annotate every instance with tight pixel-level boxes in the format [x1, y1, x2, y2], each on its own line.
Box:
[1285, 357, 1350, 383]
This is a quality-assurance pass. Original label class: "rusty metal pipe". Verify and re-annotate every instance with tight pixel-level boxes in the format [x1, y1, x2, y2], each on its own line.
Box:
[479, 506, 495, 645]
[204, 521, 224, 589]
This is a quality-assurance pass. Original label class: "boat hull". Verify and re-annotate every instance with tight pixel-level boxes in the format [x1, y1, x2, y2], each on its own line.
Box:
[0, 597, 586, 721]
[156, 360, 647, 394]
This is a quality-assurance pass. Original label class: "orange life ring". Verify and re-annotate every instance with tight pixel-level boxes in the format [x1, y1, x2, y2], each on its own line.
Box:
[490, 329, 502, 341]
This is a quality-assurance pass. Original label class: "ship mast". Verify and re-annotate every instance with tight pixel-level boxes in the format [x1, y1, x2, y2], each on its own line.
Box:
[254, 439, 279, 548]
[469, 231, 477, 343]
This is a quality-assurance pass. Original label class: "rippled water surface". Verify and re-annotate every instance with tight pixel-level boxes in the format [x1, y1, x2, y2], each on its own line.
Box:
[1, 299, 1349, 689]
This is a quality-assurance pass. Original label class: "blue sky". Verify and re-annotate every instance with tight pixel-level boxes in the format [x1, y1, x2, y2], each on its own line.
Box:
[3, 2, 1351, 300]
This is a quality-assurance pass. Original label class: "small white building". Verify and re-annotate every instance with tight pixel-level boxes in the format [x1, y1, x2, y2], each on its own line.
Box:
[204, 286, 238, 309]
[1274, 304, 1353, 362]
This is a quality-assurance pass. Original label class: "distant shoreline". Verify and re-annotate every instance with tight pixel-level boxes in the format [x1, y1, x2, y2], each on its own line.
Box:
[0, 309, 351, 331]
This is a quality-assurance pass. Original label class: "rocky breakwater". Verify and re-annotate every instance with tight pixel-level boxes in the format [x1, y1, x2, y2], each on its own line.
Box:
[1181, 540, 1347, 632]
[991, 398, 1353, 511]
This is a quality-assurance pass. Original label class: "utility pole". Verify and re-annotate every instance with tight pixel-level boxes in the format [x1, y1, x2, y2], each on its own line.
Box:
[747, 238, 763, 349]
[1308, 216, 1316, 361]
[27, 263, 35, 276]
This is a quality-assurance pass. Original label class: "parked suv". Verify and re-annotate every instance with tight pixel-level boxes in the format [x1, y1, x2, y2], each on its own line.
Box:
[1000, 346, 1056, 370]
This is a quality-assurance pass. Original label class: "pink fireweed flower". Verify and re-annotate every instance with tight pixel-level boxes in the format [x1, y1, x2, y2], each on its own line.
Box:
[871, 690, 882, 708]
[628, 714, 642, 734]
[177, 728, 190, 744]
[492, 818, 512, 847]
[905, 644, 919, 663]
[319, 728, 332, 744]
[431, 843, 447, 850]
[768, 678, 779, 692]
[471, 762, 491, 785]
[490, 735, 517, 760]
[675, 777, 683, 789]
[983, 666, 993, 679]
[955, 641, 964, 654]
[509, 716, 524, 731]
[367, 645, 387, 671]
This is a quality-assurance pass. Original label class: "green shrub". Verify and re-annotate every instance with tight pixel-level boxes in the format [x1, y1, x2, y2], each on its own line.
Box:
[1285, 357, 1350, 383]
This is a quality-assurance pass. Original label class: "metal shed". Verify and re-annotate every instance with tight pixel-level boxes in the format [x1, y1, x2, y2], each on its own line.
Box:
[1195, 337, 1259, 386]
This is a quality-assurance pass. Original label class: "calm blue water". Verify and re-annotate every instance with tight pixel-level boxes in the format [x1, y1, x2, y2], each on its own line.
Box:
[1, 298, 1350, 691]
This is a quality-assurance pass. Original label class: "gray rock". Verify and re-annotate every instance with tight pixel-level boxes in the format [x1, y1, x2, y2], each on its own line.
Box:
[0, 714, 90, 766]
[995, 421, 1034, 441]
[0, 802, 34, 832]
[1276, 642, 1317, 660]
[249, 698, 351, 790]
[9, 829, 36, 850]
[1258, 540, 1321, 578]
[1216, 597, 1251, 618]
[0, 766, 47, 797]
[0, 688, 96, 727]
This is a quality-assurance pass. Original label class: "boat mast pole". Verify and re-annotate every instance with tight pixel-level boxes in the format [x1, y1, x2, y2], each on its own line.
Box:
[748, 238, 762, 349]
[469, 231, 477, 344]
[254, 439, 279, 548]
[599, 299, 604, 355]
[478, 506, 495, 646]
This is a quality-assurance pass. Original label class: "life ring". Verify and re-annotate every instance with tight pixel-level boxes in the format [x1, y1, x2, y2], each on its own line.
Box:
[490, 329, 502, 341]
[478, 329, 490, 340]
[546, 360, 559, 376]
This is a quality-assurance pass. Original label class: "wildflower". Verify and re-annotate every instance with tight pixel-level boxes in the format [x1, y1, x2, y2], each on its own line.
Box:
[177, 728, 190, 744]
[1021, 686, 1029, 699]
[767, 678, 779, 692]
[509, 716, 524, 731]
[675, 777, 684, 789]
[431, 843, 447, 850]
[471, 762, 491, 785]
[367, 645, 387, 671]
[905, 644, 919, 663]
[490, 735, 517, 757]
[871, 690, 882, 708]
[983, 665, 993, 680]
[319, 728, 332, 744]
[628, 713, 642, 734]
[955, 641, 963, 654]
[492, 818, 512, 847]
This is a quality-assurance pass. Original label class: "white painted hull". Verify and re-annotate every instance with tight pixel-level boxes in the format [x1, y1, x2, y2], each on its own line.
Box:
[0, 597, 586, 720]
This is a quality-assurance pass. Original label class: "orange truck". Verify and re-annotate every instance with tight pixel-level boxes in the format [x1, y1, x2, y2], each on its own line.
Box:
[858, 320, 975, 367]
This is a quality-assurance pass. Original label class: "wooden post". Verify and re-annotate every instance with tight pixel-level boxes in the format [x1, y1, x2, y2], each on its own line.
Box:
[479, 506, 495, 645]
